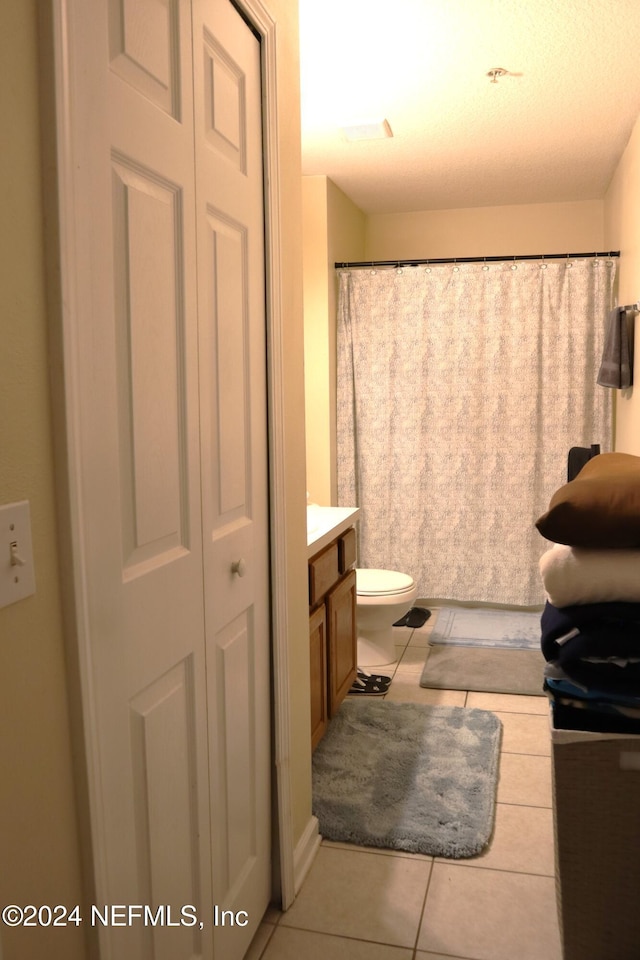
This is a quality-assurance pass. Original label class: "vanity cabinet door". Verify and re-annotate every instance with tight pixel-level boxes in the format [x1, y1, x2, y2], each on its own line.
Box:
[309, 604, 328, 750]
[326, 568, 357, 717]
[309, 542, 340, 607]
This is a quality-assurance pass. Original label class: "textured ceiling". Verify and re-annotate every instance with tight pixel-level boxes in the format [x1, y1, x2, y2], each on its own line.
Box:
[299, 0, 640, 214]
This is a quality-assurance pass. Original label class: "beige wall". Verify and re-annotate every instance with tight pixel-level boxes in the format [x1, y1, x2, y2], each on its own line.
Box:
[266, 0, 313, 853]
[0, 3, 310, 956]
[605, 113, 640, 454]
[0, 3, 85, 958]
[302, 177, 332, 504]
[302, 176, 365, 504]
[366, 199, 604, 261]
[326, 179, 367, 504]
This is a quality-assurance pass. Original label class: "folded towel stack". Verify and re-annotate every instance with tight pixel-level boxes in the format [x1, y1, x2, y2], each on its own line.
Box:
[535, 452, 640, 733]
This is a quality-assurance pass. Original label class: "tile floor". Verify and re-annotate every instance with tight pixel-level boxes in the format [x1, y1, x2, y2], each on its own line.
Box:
[247, 612, 562, 960]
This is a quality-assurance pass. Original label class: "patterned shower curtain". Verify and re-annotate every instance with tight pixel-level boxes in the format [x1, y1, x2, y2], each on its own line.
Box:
[337, 258, 616, 606]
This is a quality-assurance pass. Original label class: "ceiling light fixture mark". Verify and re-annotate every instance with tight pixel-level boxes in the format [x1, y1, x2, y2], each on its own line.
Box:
[487, 67, 508, 83]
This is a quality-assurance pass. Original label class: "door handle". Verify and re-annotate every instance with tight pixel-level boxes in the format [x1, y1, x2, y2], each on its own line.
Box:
[231, 558, 247, 578]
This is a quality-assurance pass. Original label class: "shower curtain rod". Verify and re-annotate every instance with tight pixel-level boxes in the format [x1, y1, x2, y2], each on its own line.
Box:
[335, 250, 621, 269]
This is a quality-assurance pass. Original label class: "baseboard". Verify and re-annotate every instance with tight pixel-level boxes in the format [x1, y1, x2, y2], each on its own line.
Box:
[292, 815, 321, 896]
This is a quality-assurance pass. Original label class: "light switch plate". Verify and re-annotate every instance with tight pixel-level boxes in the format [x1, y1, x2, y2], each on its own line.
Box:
[0, 501, 36, 609]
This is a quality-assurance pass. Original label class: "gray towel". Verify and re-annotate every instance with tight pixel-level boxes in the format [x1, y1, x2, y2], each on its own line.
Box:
[597, 307, 632, 389]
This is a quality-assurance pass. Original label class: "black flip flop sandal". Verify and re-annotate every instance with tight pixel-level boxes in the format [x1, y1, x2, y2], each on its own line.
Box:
[393, 607, 431, 628]
[357, 668, 392, 685]
[348, 676, 389, 696]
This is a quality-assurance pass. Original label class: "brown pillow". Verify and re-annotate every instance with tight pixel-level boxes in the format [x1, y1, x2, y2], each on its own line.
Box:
[535, 452, 640, 548]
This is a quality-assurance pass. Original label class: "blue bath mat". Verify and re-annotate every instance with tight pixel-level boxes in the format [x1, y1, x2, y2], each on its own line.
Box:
[428, 606, 541, 650]
[312, 699, 502, 858]
[420, 606, 544, 696]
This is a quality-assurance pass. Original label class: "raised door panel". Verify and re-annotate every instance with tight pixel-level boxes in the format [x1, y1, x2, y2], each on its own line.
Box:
[339, 527, 357, 573]
[310, 605, 328, 751]
[327, 569, 357, 716]
[130, 659, 202, 960]
[308, 542, 340, 608]
[109, 0, 180, 117]
[111, 158, 189, 578]
[203, 26, 247, 172]
[207, 611, 257, 894]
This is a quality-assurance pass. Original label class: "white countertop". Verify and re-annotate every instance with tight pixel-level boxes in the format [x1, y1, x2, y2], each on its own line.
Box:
[307, 505, 359, 558]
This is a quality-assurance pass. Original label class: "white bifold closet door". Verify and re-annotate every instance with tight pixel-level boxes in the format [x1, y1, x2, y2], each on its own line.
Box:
[65, 0, 271, 957]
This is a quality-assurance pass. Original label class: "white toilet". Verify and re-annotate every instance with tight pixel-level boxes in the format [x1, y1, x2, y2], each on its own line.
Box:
[355, 568, 417, 667]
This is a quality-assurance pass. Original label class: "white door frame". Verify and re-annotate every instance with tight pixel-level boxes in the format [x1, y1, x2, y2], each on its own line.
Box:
[41, 0, 297, 934]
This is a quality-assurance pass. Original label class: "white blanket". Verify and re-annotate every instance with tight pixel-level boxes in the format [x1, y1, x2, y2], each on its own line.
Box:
[539, 543, 640, 607]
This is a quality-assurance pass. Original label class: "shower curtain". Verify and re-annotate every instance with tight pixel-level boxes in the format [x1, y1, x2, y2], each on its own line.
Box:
[337, 257, 616, 607]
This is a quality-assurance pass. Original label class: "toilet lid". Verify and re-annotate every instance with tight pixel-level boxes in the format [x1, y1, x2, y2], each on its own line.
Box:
[356, 568, 415, 596]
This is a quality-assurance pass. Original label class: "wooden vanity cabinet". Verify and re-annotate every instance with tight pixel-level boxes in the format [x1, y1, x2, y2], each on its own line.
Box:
[309, 604, 328, 751]
[309, 527, 357, 750]
[327, 569, 357, 713]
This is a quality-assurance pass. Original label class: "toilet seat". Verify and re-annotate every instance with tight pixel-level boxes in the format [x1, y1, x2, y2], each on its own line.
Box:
[356, 568, 415, 597]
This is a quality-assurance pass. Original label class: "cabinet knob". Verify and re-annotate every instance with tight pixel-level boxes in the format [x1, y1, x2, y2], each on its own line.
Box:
[231, 558, 247, 578]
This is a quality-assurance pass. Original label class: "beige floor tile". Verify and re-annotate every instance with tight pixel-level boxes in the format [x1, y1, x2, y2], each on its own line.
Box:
[409, 600, 438, 647]
[362, 643, 406, 673]
[497, 753, 552, 808]
[244, 921, 276, 959]
[494, 711, 551, 756]
[386, 645, 468, 704]
[466, 691, 548, 715]
[408, 615, 436, 647]
[279, 845, 431, 948]
[321, 839, 432, 862]
[416, 954, 472, 960]
[392, 625, 412, 648]
[417, 863, 562, 960]
[392, 644, 408, 667]
[263, 926, 414, 959]
[437, 802, 555, 876]
[408, 634, 433, 649]
[263, 904, 282, 924]
[364, 646, 427, 700]
[397, 645, 430, 672]
[356, 658, 401, 678]
[385, 680, 467, 707]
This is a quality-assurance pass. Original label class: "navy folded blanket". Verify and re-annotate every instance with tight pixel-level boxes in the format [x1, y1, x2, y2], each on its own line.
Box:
[540, 600, 640, 664]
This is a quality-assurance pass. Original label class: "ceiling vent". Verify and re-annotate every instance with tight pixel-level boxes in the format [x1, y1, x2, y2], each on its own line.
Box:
[339, 119, 393, 141]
